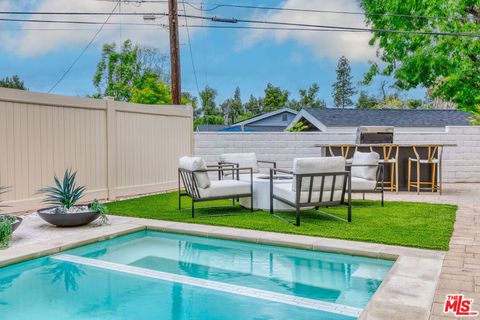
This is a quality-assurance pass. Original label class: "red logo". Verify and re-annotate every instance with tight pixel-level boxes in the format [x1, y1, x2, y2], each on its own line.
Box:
[444, 294, 479, 317]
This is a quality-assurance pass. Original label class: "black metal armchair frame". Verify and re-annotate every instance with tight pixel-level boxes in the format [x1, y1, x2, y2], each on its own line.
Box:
[218, 160, 277, 179]
[269, 168, 351, 227]
[178, 164, 253, 218]
[347, 163, 385, 206]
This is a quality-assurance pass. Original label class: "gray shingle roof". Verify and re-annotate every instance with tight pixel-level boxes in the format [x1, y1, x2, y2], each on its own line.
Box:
[304, 108, 472, 127]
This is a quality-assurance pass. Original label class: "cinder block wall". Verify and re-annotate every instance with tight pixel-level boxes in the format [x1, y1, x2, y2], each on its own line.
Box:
[194, 126, 480, 183]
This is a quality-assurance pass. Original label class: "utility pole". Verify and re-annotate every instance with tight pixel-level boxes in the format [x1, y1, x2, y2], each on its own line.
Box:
[168, 0, 181, 104]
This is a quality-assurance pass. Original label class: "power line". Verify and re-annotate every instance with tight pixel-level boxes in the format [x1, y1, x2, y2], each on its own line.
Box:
[181, 1, 200, 95]
[1, 12, 479, 38]
[48, 1, 120, 93]
[94, 0, 480, 22]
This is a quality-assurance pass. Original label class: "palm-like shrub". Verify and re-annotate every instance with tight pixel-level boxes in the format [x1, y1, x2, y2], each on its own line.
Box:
[39, 169, 86, 209]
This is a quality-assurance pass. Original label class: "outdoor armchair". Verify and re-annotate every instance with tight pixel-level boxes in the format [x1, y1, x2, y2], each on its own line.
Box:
[348, 151, 385, 206]
[218, 153, 276, 181]
[178, 156, 253, 218]
[269, 157, 351, 226]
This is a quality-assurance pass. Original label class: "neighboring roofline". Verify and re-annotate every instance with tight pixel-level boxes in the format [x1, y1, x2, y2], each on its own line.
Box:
[234, 108, 297, 126]
[286, 109, 328, 131]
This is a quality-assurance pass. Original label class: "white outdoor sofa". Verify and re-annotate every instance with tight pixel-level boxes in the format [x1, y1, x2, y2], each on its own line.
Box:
[269, 157, 352, 226]
[178, 156, 253, 218]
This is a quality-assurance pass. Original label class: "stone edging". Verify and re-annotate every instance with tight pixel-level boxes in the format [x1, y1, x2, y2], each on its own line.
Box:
[0, 219, 445, 320]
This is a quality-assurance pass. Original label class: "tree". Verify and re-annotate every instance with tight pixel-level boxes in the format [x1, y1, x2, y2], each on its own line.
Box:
[131, 72, 171, 105]
[0, 75, 27, 90]
[263, 83, 289, 112]
[199, 86, 218, 116]
[244, 95, 263, 115]
[221, 86, 244, 123]
[289, 83, 327, 110]
[93, 39, 169, 103]
[332, 56, 356, 109]
[182, 92, 200, 117]
[360, 0, 480, 112]
[356, 91, 377, 109]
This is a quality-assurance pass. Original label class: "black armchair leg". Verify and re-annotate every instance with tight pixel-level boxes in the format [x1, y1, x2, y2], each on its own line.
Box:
[295, 207, 300, 226]
[192, 199, 195, 218]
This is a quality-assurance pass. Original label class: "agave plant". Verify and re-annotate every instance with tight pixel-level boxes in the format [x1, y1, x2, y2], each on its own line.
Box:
[39, 169, 86, 209]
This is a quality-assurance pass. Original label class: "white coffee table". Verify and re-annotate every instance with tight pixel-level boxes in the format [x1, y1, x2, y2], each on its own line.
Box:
[239, 174, 295, 211]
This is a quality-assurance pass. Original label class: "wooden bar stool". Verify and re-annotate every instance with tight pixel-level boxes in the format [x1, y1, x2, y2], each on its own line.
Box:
[370, 144, 399, 192]
[408, 145, 443, 194]
[328, 144, 357, 164]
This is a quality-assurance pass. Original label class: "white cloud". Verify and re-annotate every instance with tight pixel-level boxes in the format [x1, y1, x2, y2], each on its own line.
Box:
[237, 0, 377, 62]
[0, 0, 199, 57]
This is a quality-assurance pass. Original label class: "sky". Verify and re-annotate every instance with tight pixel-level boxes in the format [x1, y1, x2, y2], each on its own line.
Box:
[0, 0, 426, 106]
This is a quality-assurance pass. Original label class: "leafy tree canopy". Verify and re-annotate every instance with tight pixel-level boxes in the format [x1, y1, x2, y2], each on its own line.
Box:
[263, 83, 289, 112]
[199, 86, 218, 116]
[288, 83, 326, 110]
[0, 75, 27, 90]
[93, 39, 173, 104]
[332, 56, 356, 108]
[360, 0, 480, 112]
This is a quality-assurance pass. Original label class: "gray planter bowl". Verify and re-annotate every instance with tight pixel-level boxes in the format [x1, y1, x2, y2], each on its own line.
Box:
[11, 217, 22, 232]
[37, 206, 100, 227]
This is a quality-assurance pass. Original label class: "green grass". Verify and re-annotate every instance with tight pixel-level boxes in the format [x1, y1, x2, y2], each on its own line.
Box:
[106, 192, 457, 251]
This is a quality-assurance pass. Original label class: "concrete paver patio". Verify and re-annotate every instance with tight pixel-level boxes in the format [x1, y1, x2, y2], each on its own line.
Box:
[3, 183, 478, 319]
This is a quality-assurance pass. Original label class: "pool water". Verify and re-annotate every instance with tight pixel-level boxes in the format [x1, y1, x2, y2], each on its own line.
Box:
[0, 231, 393, 319]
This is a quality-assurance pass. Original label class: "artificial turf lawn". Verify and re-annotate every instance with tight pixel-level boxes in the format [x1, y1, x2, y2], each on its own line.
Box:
[106, 192, 457, 250]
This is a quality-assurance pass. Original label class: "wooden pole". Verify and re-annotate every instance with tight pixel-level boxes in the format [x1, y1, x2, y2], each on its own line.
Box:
[168, 0, 181, 104]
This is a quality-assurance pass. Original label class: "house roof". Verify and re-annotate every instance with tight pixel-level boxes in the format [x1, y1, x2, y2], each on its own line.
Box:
[298, 108, 472, 128]
[234, 108, 297, 126]
[196, 124, 228, 132]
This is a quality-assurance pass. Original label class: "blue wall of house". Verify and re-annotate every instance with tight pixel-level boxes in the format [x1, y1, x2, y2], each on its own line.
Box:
[246, 111, 296, 128]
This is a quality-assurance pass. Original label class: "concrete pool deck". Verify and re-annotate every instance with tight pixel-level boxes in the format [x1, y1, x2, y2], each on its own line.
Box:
[3, 213, 446, 320]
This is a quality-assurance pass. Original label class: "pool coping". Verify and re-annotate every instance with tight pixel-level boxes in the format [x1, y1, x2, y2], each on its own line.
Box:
[0, 219, 445, 320]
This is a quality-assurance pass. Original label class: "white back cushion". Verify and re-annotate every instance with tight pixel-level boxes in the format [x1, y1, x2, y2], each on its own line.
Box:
[178, 156, 211, 189]
[219, 153, 259, 173]
[292, 157, 346, 192]
[351, 152, 379, 181]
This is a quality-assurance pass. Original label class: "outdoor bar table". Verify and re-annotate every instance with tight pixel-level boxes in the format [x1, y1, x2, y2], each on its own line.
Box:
[314, 143, 457, 192]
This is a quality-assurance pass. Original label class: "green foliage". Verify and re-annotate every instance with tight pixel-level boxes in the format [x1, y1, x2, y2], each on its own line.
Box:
[0, 188, 15, 249]
[360, 0, 480, 112]
[289, 83, 327, 110]
[0, 219, 12, 249]
[287, 120, 309, 132]
[221, 87, 244, 123]
[332, 56, 356, 108]
[244, 95, 263, 115]
[356, 91, 378, 109]
[39, 169, 86, 209]
[90, 199, 109, 225]
[193, 115, 225, 129]
[469, 106, 480, 126]
[263, 83, 289, 112]
[0, 75, 27, 90]
[93, 39, 170, 104]
[199, 86, 218, 116]
[131, 72, 172, 105]
[106, 192, 457, 250]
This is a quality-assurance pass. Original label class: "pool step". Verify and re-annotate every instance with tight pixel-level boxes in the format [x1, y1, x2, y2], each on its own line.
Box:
[53, 254, 362, 318]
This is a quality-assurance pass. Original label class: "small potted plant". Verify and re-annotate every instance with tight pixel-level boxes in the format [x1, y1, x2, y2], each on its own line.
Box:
[0, 186, 22, 248]
[37, 169, 108, 227]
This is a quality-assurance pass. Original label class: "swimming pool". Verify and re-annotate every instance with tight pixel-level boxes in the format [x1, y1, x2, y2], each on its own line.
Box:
[0, 231, 393, 319]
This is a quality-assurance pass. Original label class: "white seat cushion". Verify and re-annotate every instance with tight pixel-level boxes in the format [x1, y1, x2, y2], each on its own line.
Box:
[178, 156, 210, 189]
[198, 180, 251, 198]
[292, 157, 346, 192]
[351, 177, 377, 191]
[273, 183, 344, 204]
[351, 152, 379, 181]
[219, 153, 259, 174]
